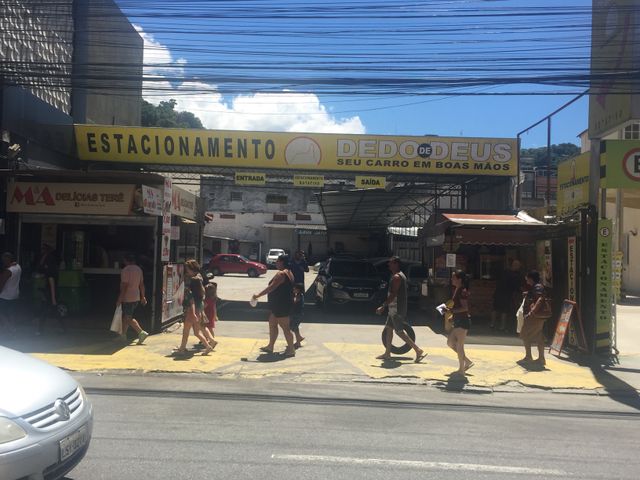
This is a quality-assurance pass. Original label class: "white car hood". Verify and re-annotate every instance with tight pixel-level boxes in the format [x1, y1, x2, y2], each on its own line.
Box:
[0, 346, 78, 417]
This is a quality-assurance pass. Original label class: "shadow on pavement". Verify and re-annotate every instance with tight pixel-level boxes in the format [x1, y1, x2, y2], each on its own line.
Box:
[444, 372, 470, 391]
[1, 325, 125, 355]
[575, 355, 640, 411]
[377, 356, 413, 369]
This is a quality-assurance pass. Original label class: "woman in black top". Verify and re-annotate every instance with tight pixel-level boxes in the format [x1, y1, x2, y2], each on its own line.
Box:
[446, 270, 473, 375]
[174, 259, 214, 356]
[519, 270, 547, 367]
[252, 254, 295, 357]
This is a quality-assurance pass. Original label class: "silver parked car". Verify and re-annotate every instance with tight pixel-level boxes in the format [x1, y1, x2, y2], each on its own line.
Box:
[0, 346, 93, 480]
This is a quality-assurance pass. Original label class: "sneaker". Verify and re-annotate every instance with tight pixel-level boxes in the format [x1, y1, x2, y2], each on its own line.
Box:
[138, 331, 149, 345]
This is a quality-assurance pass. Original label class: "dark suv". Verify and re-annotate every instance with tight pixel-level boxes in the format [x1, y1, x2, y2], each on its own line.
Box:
[315, 258, 388, 308]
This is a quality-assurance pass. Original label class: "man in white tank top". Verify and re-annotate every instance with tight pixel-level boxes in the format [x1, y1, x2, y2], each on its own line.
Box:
[0, 252, 22, 332]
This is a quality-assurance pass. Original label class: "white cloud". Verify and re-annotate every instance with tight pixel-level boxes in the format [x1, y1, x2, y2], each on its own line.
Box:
[134, 26, 365, 134]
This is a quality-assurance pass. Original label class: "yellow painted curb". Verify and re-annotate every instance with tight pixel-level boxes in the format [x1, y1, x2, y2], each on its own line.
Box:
[324, 343, 603, 389]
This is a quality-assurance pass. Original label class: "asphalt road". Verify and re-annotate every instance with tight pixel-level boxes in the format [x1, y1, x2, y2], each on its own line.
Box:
[65, 378, 640, 480]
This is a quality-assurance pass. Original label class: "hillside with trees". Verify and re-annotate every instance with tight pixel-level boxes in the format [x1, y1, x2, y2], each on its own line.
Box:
[141, 99, 204, 129]
[520, 143, 580, 168]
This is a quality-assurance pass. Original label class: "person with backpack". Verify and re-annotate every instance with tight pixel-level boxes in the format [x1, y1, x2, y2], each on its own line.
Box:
[519, 270, 550, 368]
[174, 259, 214, 356]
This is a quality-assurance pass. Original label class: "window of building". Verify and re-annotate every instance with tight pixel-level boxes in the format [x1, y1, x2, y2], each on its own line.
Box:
[230, 191, 243, 201]
[266, 194, 288, 204]
[624, 122, 640, 140]
[273, 213, 288, 222]
[296, 213, 312, 221]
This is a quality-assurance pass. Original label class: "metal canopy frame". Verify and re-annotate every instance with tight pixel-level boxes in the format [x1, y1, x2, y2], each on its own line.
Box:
[319, 176, 508, 232]
[83, 162, 512, 233]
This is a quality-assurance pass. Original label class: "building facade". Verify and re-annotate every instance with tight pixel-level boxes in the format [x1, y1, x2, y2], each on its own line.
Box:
[201, 178, 327, 263]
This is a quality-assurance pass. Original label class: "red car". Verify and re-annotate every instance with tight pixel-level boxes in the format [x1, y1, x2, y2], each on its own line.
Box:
[207, 254, 267, 277]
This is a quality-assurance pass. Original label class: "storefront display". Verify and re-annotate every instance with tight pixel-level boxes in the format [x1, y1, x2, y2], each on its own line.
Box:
[424, 211, 547, 322]
[162, 263, 185, 323]
[6, 175, 204, 332]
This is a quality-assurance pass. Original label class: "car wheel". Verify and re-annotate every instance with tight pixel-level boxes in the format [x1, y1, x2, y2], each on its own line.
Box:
[247, 268, 258, 278]
[381, 323, 416, 355]
[212, 267, 222, 276]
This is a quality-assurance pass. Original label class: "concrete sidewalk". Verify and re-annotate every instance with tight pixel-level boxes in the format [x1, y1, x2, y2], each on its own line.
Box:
[2, 316, 639, 398]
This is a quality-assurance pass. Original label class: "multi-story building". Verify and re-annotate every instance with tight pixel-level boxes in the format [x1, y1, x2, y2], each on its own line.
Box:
[1, 0, 144, 245]
[1, 0, 143, 169]
[0, 1, 169, 331]
[201, 177, 327, 263]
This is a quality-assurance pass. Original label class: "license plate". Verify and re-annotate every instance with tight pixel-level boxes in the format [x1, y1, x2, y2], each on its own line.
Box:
[353, 292, 369, 298]
[60, 425, 89, 462]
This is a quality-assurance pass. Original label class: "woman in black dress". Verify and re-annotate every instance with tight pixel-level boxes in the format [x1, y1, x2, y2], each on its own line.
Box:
[252, 254, 296, 357]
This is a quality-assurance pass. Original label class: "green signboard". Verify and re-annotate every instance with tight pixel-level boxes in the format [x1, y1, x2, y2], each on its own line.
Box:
[595, 219, 613, 350]
[602, 140, 640, 189]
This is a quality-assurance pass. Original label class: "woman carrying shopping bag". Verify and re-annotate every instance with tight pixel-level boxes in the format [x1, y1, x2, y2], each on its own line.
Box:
[518, 270, 551, 368]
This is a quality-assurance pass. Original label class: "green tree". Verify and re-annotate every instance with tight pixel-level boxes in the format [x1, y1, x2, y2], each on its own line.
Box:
[141, 99, 204, 129]
[520, 143, 580, 168]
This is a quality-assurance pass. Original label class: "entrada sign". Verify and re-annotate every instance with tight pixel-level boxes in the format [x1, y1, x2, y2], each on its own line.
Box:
[75, 125, 518, 177]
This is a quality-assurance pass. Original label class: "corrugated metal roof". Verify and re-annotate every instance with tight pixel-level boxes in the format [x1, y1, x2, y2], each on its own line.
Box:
[443, 211, 544, 226]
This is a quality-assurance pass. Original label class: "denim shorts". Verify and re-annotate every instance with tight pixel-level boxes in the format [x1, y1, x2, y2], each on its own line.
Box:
[122, 301, 139, 317]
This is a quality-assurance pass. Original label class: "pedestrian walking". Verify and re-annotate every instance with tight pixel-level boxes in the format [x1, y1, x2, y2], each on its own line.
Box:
[291, 282, 305, 349]
[446, 270, 473, 375]
[376, 256, 426, 363]
[252, 254, 296, 357]
[0, 252, 21, 333]
[290, 250, 309, 289]
[116, 253, 149, 344]
[174, 259, 214, 356]
[518, 270, 549, 368]
[34, 244, 66, 335]
[202, 282, 219, 349]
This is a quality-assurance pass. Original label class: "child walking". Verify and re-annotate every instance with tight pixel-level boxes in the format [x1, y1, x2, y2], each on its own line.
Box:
[203, 282, 219, 349]
[291, 283, 305, 348]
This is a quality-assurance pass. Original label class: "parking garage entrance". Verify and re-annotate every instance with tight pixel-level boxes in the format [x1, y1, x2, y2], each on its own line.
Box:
[71, 125, 519, 328]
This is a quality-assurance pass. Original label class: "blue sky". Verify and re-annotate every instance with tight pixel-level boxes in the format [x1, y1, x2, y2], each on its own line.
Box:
[119, 0, 593, 148]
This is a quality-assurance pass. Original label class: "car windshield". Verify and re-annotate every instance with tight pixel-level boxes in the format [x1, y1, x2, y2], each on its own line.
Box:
[269, 250, 283, 255]
[330, 261, 376, 277]
[239, 255, 250, 262]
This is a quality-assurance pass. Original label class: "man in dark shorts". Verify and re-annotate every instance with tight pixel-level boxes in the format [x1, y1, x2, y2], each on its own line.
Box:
[376, 256, 427, 363]
[290, 250, 309, 289]
[117, 253, 149, 344]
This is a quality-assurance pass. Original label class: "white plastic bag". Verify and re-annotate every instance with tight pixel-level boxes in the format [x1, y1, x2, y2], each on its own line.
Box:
[110, 305, 122, 334]
[516, 298, 526, 334]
